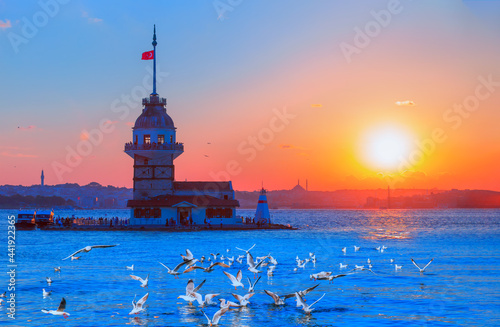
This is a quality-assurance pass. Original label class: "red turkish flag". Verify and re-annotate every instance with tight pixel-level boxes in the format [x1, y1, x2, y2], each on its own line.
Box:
[141, 50, 154, 60]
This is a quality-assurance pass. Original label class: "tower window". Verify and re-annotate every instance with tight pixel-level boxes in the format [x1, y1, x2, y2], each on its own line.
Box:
[144, 135, 151, 144]
[170, 135, 173, 143]
[158, 135, 165, 144]
[144, 159, 148, 165]
[135, 135, 138, 144]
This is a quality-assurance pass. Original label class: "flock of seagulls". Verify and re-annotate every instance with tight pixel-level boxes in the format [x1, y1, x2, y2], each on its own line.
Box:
[32, 242, 434, 325]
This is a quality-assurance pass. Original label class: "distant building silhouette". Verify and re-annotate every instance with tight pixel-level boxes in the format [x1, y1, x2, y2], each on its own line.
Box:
[41, 170, 44, 186]
[291, 180, 306, 193]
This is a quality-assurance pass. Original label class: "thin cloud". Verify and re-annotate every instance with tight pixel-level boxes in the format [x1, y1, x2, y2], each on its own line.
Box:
[0, 19, 12, 29]
[395, 100, 416, 106]
[82, 11, 103, 24]
[17, 125, 37, 131]
[125, 122, 134, 127]
[1, 151, 38, 158]
[279, 144, 305, 150]
[310, 104, 323, 108]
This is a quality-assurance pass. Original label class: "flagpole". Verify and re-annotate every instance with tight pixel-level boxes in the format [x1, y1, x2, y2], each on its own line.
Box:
[152, 24, 157, 96]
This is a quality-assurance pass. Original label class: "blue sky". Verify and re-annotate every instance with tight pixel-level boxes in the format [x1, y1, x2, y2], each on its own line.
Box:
[1, 1, 500, 191]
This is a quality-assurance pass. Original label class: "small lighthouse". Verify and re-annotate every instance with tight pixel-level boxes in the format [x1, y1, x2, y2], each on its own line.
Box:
[255, 186, 271, 224]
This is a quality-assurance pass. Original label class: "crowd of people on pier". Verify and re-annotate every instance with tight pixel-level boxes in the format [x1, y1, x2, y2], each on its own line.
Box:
[49, 215, 269, 228]
[53, 216, 129, 227]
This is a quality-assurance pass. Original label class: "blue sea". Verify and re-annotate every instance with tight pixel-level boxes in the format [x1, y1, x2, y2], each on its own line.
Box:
[0, 209, 499, 326]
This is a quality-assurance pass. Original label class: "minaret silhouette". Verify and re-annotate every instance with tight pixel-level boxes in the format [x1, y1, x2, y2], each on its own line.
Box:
[41, 170, 44, 186]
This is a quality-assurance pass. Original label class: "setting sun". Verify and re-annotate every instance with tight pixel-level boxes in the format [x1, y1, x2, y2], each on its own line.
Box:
[361, 126, 414, 172]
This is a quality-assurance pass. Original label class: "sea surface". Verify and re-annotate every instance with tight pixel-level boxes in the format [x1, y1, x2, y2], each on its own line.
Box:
[0, 208, 499, 327]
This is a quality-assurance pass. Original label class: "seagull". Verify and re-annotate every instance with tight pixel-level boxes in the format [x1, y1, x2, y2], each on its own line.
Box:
[71, 256, 80, 261]
[268, 255, 278, 265]
[263, 290, 296, 305]
[296, 284, 319, 299]
[46, 277, 52, 285]
[339, 263, 348, 269]
[247, 276, 261, 293]
[411, 258, 434, 273]
[194, 293, 220, 307]
[201, 307, 229, 326]
[0, 292, 5, 298]
[355, 265, 364, 270]
[236, 244, 256, 254]
[62, 245, 118, 260]
[223, 270, 244, 290]
[127, 265, 134, 271]
[130, 274, 149, 288]
[376, 246, 381, 251]
[354, 246, 360, 252]
[159, 259, 194, 278]
[390, 259, 394, 263]
[210, 253, 220, 261]
[267, 266, 275, 277]
[219, 298, 241, 309]
[395, 264, 402, 270]
[129, 293, 149, 315]
[184, 262, 230, 273]
[236, 255, 244, 264]
[295, 292, 325, 314]
[367, 258, 371, 264]
[185, 279, 206, 297]
[42, 289, 52, 297]
[298, 258, 310, 269]
[54, 267, 61, 272]
[310, 271, 331, 281]
[181, 249, 194, 261]
[231, 293, 254, 306]
[342, 247, 347, 254]
[41, 297, 69, 318]
[247, 252, 264, 278]
[0, 299, 4, 305]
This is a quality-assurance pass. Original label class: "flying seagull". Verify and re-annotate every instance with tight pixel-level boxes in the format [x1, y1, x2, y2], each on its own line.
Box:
[181, 249, 194, 261]
[159, 259, 194, 278]
[41, 297, 69, 318]
[130, 274, 149, 288]
[411, 258, 434, 273]
[231, 293, 254, 306]
[246, 276, 261, 293]
[129, 293, 149, 315]
[263, 290, 296, 305]
[295, 292, 325, 314]
[223, 270, 244, 290]
[185, 279, 206, 297]
[201, 307, 229, 326]
[184, 262, 230, 273]
[236, 244, 256, 253]
[62, 245, 118, 260]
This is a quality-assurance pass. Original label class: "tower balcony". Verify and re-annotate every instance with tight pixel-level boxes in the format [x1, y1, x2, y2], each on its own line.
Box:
[143, 97, 167, 106]
[124, 142, 184, 160]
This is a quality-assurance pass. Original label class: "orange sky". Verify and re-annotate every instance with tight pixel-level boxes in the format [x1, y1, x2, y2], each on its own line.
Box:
[1, 1, 500, 191]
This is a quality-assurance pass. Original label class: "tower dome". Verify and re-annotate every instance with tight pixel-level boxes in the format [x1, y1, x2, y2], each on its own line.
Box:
[134, 96, 175, 130]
